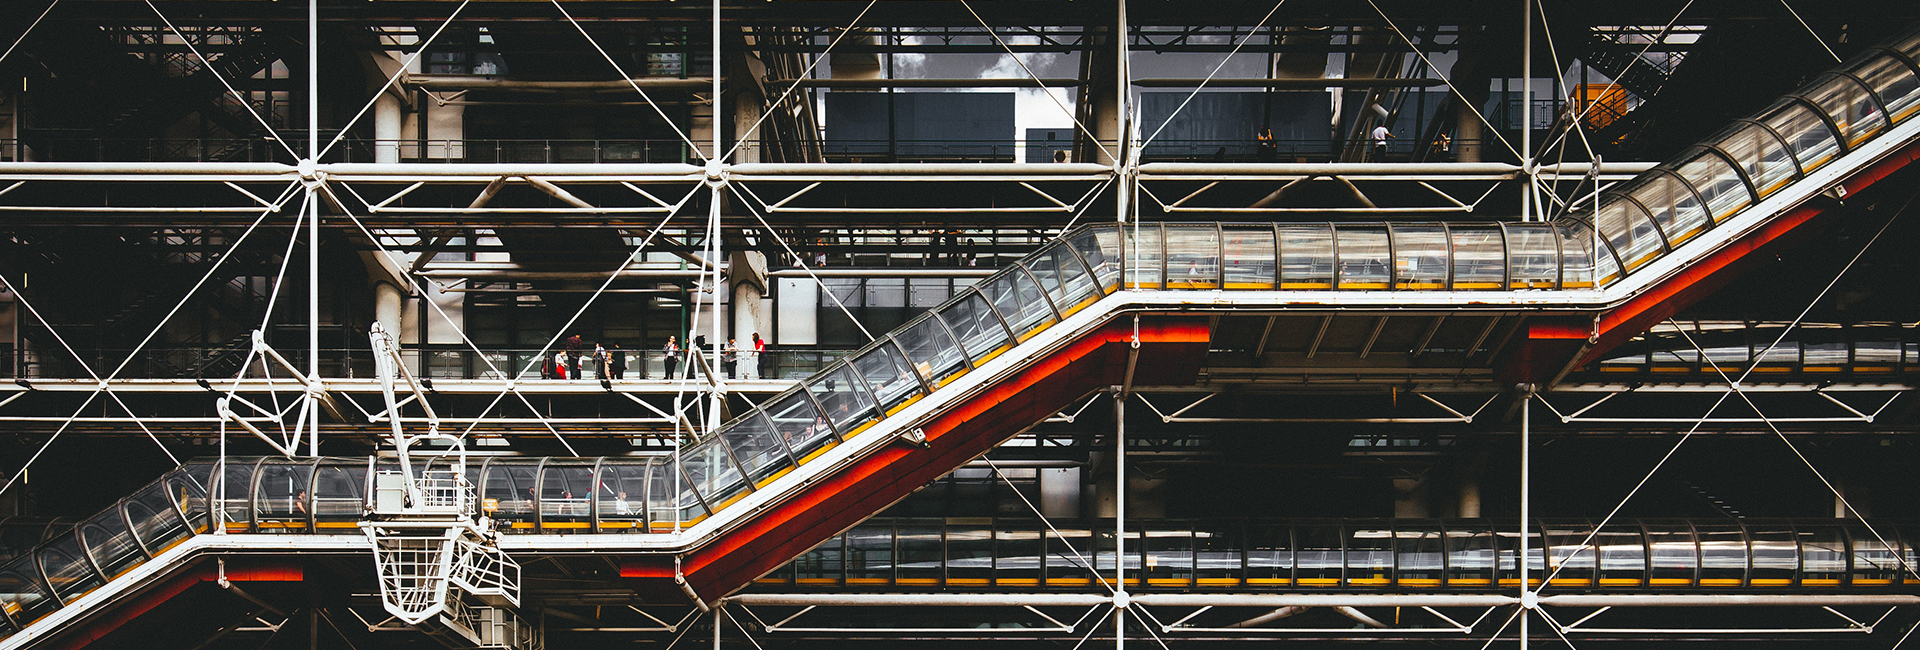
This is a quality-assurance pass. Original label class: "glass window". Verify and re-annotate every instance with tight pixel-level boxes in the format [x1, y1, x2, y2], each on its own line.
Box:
[1848, 524, 1901, 585]
[311, 463, 366, 533]
[1245, 525, 1292, 586]
[1711, 122, 1800, 198]
[0, 557, 56, 625]
[538, 462, 594, 531]
[1673, 151, 1751, 224]
[897, 523, 944, 585]
[846, 525, 894, 584]
[1596, 527, 1646, 587]
[596, 460, 649, 532]
[1334, 225, 1391, 289]
[37, 537, 102, 604]
[1278, 224, 1335, 289]
[807, 363, 881, 436]
[794, 534, 844, 585]
[680, 438, 748, 517]
[1124, 223, 1164, 289]
[996, 527, 1042, 586]
[1496, 527, 1545, 587]
[1543, 522, 1596, 587]
[1295, 526, 1342, 586]
[1070, 225, 1123, 291]
[1164, 225, 1221, 289]
[252, 461, 311, 534]
[1450, 225, 1504, 289]
[718, 413, 793, 486]
[764, 389, 835, 462]
[851, 341, 924, 414]
[1346, 526, 1393, 586]
[1144, 528, 1194, 586]
[1506, 224, 1560, 289]
[1805, 73, 1888, 148]
[1221, 226, 1276, 289]
[1799, 525, 1847, 586]
[1023, 244, 1100, 317]
[1695, 524, 1747, 586]
[1445, 527, 1495, 586]
[647, 458, 683, 528]
[894, 314, 968, 388]
[79, 508, 143, 579]
[1850, 52, 1920, 122]
[1627, 173, 1708, 247]
[1390, 225, 1448, 290]
[1194, 524, 1243, 586]
[1748, 523, 1798, 586]
[1644, 520, 1697, 586]
[1046, 527, 1095, 586]
[946, 525, 993, 586]
[482, 460, 540, 530]
[1761, 99, 1844, 172]
[937, 290, 1013, 364]
[1395, 527, 1444, 587]
[124, 484, 191, 554]
[1595, 198, 1666, 272]
[1555, 222, 1607, 288]
[982, 268, 1057, 342]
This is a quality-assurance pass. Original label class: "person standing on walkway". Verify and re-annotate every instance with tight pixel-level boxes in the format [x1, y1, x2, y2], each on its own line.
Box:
[662, 336, 680, 380]
[593, 343, 608, 380]
[723, 338, 739, 379]
[565, 333, 585, 379]
[753, 333, 769, 380]
[609, 342, 626, 380]
[1370, 124, 1393, 162]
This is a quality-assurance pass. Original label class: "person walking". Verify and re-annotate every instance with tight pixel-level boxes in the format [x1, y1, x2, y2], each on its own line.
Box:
[752, 333, 769, 380]
[609, 343, 626, 380]
[1370, 123, 1393, 162]
[662, 336, 680, 380]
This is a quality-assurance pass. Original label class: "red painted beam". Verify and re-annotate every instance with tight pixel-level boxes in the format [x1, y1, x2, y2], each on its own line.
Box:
[621, 316, 1210, 602]
[43, 557, 302, 650]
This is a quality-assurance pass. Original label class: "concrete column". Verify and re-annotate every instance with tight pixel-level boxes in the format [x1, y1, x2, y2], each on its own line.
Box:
[374, 93, 403, 163]
[1456, 451, 1485, 518]
[1455, 100, 1483, 163]
[1393, 476, 1430, 518]
[1836, 482, 1870, 518]
[374, 281, 404, 342]
[729, 249, 767, 378]
[1083, 27, 1123, 166]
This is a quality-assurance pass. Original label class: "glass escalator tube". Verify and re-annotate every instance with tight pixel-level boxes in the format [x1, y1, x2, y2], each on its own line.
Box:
[1800, 72, 1889, 150]
[936, 288, 1015, 366]
[980, 265, 1059, 342]
[717, 408, 796, 491]
[1592, 196, 1668, 274]
[1449, 223, 1505, 290]
[850, 337, 928, 416]
[1389, 224, 1448, 290]
[1245, 523, 1293, 588]
[77, 506, 144, 581]
[1123, 223, 1165, 290]
[1760, 98, 1845, 174]
[1067, 224, 1124, 293]
[311, 460, 367, 534]
[1221, 224, 1277, 290]
[1846, 48, 1920, 123]
[1668, 148, 1753, 227]
[595, 458, 651, 533]
[1164, 224, 1222, 290]
[1393, 523, 1444, 587]
[1277, 223, 1336, 289]
[538, 460, 597, 533]
[1503, 223, 1561, 289]
[252, 458, 314, 534]
[1333, 225, 1392, 290]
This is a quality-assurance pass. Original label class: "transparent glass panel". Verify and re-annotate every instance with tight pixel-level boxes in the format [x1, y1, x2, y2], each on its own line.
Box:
[252, 461, 311, 533]
[648, 459, 685, 526]
[1346, 526, 1393, 586]
[1849, 524, 1901, 585]
[947, 525, 993, 585]
[1023, 244, 1100, 316]
[596, 460, 649, 532]
[1390, 225, 1448, 290]
[538, 462, 594, 531]
[983, 268, 1057, 341]
[1555, 223, 1603, 288]
[1506, 224, 1560, 289]
[680, 438, 748, 516]
[1445, 527, 1495, 586]
[481, 460, 540, 530]
[168, 464, 213, 535]
[1245, 525, 1292, 586]
[1278, 224, 1335, 289]
[1628, 173, 1708, 247]
[1145, 528, 1194, 585]
[1395, 527, 1444, 586]
[1761, 99, 1844, 172]
[847, 525, 894, 583]
[1712, 122, 1800, 198]
[37, 537, 99, 604]
[1221, 226, 1276, 289]
[1749, 523, 1798, 585]
[795, 534, 844, 585]
[1295, 526, 1342, 586]
[1799, 525, 1848, 585]
[124, 484, 191, 554]
[764, 389, 835, 462]
[1543, 522, 1596, 586]
[1450, 225, 1505, 289]
[1806, 73, 1887, 148]
[996, 527, 1042, 585]
[0, 557, 55, 625]
[894, 314, 968, 388]
[1195, 524, 1242, 585]
[79, 509, 143, 579]
[1595, 198, 1666, 272]
[1070, 225, 1123, 291]
[312, 464, 366, 534]
[1850, 52, 1920, 122]
[807, 363, 882, 436]
[852, 342, 924, 414]
[216, 461, 256, 532]
[719, 413, 793, 485]
[1596, 527, 1646, 586]
[1334, 225, 1391, 289]
[1165, 225, 1221, 289]
[1696, 524, 1748, 585]
[898, 523, 944, 584]
[937, 290, 1012, 363]
[1046, 527, 1094, 586]
[1672, 151, 1752, 223]
[1123, 223, 1164, 289]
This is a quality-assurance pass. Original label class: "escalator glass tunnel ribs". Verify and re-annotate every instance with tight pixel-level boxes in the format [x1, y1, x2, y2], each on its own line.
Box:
[4, 23, 1920, 642]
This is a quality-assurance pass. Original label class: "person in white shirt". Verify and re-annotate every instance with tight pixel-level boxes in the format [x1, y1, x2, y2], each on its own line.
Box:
[1371, 124, 1393, 161]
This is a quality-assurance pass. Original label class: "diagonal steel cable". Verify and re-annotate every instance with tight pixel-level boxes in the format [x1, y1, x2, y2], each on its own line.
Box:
[1779, 0, 1842, 63]
[144, 0, 301, 159]
[722, 0, 880, 162]
[981, 454, 1116, 594]
[0, 0, 59, 66]
[1363, 0, 1522, 162]
[318, 0, 472, 159]
[727, 182, 874, 341]
[958, 0, 1118, 163]
[1534, 0, 1698, 161]
[552, 0, 709, 161]
[1140, 0, 1288, 149]
[1533, 184, 1912, 589]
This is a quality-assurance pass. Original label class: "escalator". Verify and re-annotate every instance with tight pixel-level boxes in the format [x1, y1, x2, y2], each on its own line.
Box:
[5, 23, 1920, 650]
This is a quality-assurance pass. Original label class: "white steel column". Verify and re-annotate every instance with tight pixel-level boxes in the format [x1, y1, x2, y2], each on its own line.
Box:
[1518, 385, 1533, 649]
[1520, 0, 1534, 221]
[1114, 388, 1126, 650]
[307, 0, 322, 456]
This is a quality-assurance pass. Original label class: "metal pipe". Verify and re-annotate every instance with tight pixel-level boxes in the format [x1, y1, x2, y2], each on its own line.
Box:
[1519, 386, 1532, 649]
[1132, 78, 1446, 88]
[409, 75, 712, 91]
[774, 78, 1083, 88]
